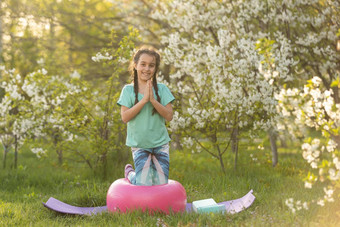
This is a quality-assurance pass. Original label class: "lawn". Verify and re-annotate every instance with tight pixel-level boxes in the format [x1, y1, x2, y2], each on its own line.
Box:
[0, 142, 339, 226]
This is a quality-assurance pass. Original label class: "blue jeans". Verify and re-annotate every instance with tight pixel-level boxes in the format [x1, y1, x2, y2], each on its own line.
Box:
[128, 143, 169, 186]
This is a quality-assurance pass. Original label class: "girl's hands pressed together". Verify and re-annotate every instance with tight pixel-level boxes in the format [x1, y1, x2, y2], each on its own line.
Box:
[141, 80, 155, 104]
[141, 80, 151, 104]
[148, 80, 156, 103]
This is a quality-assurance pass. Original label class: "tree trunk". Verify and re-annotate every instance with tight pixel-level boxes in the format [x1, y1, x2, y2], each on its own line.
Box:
[279, 135, 287, 148]
[58, 149, 63, 166]
[0, 4, 3, 64]
[171, 133, 182, 150]
[218, 153, 226, 174]
[53, 132, 63, 166]
[332, 135, 340, 150]
[49, 17, 56, 53]
[117, 123, 129, 159]
[162, 64, 171, 82]
[100, 119, 109, 179]
[215, 142, 226, 174]
[269, 128, 278, 167]
[69, 33, 73, 64]
[3, 146, 7, 169]
[234, 143, 238, 171]
[332, 86, 339, 105]
[102, 152, 107, 179]
[232, 126, 239, 170]
[1, 135, 13, 169]
[14, 135, 18, 169]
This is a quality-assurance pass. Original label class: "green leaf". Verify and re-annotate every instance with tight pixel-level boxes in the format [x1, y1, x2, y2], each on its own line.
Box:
[337, 28, 340, 37]
[330, 77, 340, 88]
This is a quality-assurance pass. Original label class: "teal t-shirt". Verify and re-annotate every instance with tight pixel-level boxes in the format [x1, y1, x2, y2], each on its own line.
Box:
[117, 83, 175, 149]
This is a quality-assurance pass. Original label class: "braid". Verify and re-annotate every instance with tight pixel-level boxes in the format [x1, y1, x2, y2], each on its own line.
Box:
[133, 69, 139, 105]
[152, 76, 161, 115]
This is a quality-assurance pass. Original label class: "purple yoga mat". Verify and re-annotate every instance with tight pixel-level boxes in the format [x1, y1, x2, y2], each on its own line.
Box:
[43, 190, 255, 215]
[42, 197, 107, 215]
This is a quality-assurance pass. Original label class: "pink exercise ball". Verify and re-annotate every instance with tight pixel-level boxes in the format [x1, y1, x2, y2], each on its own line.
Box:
[106, 178, 187, 214]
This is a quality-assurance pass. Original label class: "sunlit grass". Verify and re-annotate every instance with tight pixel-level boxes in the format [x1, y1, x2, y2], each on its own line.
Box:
[0, 141, 339, 226]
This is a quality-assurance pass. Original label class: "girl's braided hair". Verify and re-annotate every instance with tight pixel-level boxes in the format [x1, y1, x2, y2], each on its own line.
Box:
[128, 46, 161, 115]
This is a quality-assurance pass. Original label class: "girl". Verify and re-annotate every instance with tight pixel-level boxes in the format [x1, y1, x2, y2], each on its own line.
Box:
[117, 46, 175, 186]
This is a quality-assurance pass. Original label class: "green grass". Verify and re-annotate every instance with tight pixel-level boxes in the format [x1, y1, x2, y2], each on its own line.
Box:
[0, 143, 339, 226]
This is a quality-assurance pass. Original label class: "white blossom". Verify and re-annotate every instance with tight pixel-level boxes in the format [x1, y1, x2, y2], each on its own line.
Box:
[31, 147, 46, 158]
[91, 52, 113, 62]
[70, 70, 81, 79]
[304, 181, 312, 189]
[317, 199, 325, 206]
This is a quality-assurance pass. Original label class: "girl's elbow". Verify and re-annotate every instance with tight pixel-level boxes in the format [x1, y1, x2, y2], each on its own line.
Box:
[166, 113, 173, 121]
[121, 116, 129, 124]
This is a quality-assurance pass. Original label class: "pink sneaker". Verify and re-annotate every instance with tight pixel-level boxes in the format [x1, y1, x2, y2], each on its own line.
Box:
[124, 164, 134, 179]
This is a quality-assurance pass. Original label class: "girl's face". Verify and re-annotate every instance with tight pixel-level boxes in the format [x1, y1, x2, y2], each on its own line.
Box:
[135, 54, 156, 83]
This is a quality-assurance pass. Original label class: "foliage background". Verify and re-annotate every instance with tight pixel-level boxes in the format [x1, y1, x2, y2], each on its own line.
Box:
[0, 0, 340, 225]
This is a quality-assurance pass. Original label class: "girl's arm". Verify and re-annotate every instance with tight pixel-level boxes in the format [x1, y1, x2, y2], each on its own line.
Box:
[148, 80, 173, 121]
[121, 91, 149, 123]
[150, 100, 173, 121]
